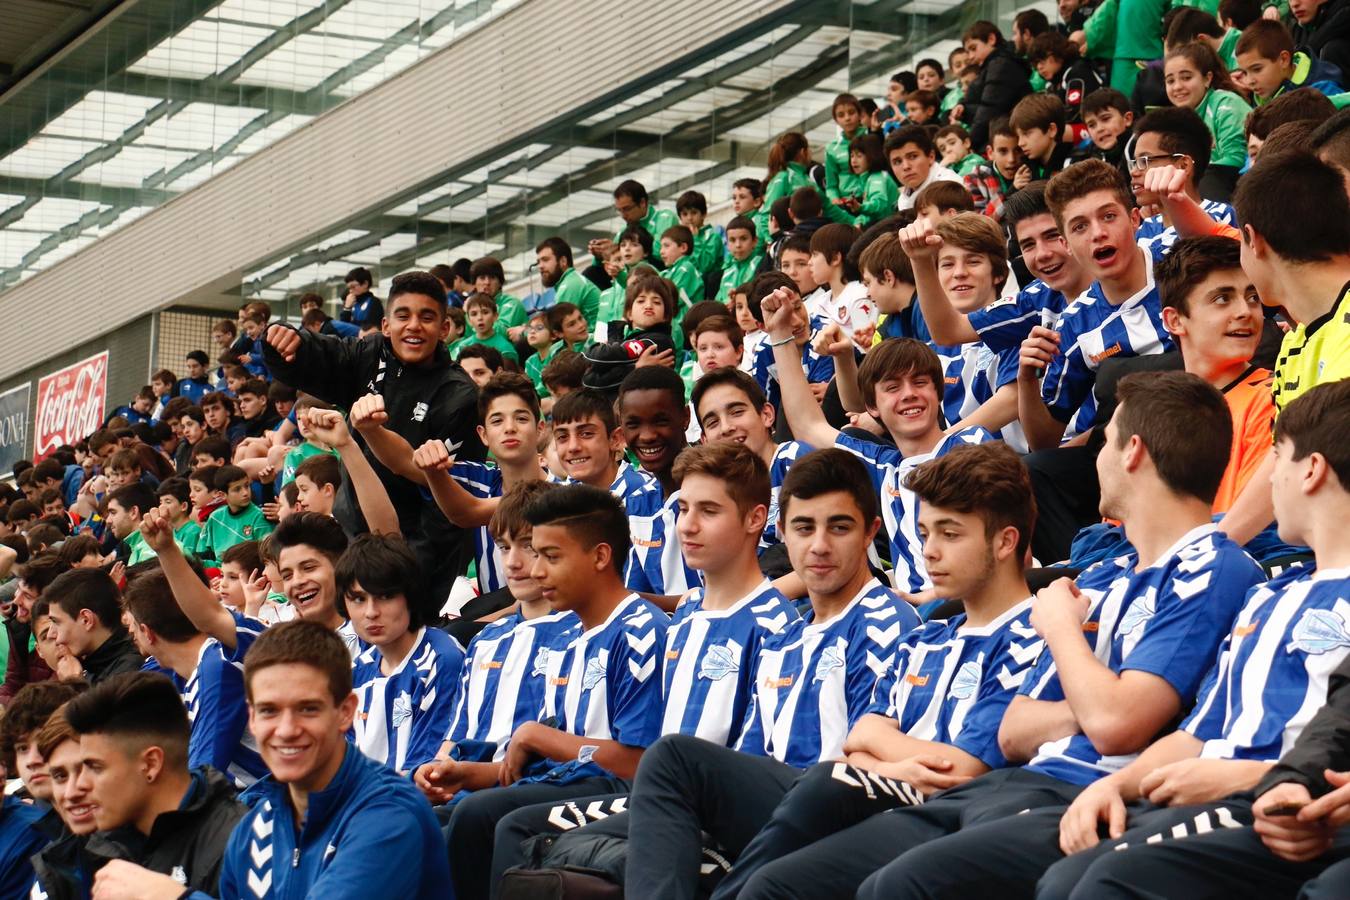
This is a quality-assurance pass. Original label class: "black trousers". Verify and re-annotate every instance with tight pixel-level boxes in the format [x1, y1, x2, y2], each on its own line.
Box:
[1055, 795, 1350, 900]
[444, 774, 628, 900]
[1036, 797, 1258, 899]
[493, 791, 632, 889]
[1024, 444, 1101, 565]
[715, 760, 923, 899]
[624, 735, 803, 900]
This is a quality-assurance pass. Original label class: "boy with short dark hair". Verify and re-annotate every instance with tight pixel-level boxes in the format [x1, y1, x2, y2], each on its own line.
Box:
[1052, 379, 1350, 899]
[622, 449, 918, 898]
[692, 315, 744, 375]
[888, 125, 964, 211]
[106, 481, 174, 565]
[716, 215, 763, 303]
[456, 342, 503, 387]
[935, 124, 988, 176]
[453, 292, 519, 363]
[340, 534, 465, 774]
[44, 568, 144, 682]
[414, 481, 578, 803]
[212, 620, 450, 898]
[763, 279, 994, 593]
[340, 265, 383, 333]
[1154, 236, 1274, 513]
[443, 484, 670, 900]
[293, 453, 341, 517]
[156, 475, 200, 552]
[121, 568, 268, 787]
[198, 464, 273, 561]
[1080, 88, 1134, 166]
[735, 372, 1263, 899]
[541, 349, 587, 399]
[676, 190, 723, 276]
[956, 19, 1033, 148]
[411, 373, 545, 600]
[1017, 159, 1174, 450]
[964, 116, 1024, 219]
[745, 272, 836, 412]
[1131, 106, 1238, 252]
[469, 256, 526, 335]
[1010, 92, 1073, 183]
[1236, 18, 1343, 105]
[807, 222, 874, 343]
[696, 443, 1046, 898]
[60, 671, 246, 899]
[732, 177, 770, 253]
[659, 224, 704, 309]
[264, 270, 485, 602]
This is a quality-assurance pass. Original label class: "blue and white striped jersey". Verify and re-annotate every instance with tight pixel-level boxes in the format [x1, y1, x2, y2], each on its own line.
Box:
[352, 627, 466, 773]
[542, 594, 669, 752]
[628, 490, 702, 596]
[446, 609, 580, 761]
[834, 428, 996, 593]
[661, 581, 800, 746]
[449, 460, 506, 594]
[761, 441, 812, 552]
[1136, 200, 1236, 253]
[592, 461, 670, 594]
[750, 318, 838, 411]
[1041, 248, 1174, 439]
[869, 599, 1043, 770]
[736, 579, 921, 769]
[1184, 564, 1350, 762]
[1022, 524, 1262, 785]
[180, 610, 268, 787]
[967, 279, 1068, 353]
[934, 340, 1025, 452]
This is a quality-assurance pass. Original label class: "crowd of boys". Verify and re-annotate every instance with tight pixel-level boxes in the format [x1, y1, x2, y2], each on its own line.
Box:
[0, 3, 1348, 897]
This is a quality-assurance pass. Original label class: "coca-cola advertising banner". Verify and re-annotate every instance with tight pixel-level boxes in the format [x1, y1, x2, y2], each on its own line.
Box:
[0, 384, 31, 477]
[34, 351, 108, 461]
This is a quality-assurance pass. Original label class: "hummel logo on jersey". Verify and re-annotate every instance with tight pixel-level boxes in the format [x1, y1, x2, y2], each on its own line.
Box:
[1089, 342, 1123, 364]
[1287, 608, 1350, 655]
[412, 402, 428, 422]
[698, 643, 740, 681]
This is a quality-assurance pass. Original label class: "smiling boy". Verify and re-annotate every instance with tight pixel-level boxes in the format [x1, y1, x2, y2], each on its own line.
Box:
[264, 270, 484, 603]
[1017, 159, 1175, 450]
[340, 534, 465, 775]
[443, 484, 669, 900]
[207, 621, 450, 899]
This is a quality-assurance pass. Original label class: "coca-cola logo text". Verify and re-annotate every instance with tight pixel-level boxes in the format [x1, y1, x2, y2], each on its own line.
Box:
[34, 352, 108, 460]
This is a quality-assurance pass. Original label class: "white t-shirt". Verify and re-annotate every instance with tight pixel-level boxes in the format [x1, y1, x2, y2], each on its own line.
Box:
[897, 163, 964, 211]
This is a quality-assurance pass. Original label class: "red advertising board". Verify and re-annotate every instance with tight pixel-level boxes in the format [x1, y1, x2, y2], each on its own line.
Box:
[33, 351, 108, 461]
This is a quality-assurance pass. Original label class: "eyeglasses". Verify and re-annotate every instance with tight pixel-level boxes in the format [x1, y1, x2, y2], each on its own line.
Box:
[1126, 152, 1189, 174]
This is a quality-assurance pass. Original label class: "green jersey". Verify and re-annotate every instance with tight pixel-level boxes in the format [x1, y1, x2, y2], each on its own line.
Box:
[1218, 27, 1240, 70]
[453, 330, 519, 363]
[173, 519, 202, 556]
[853, 171, 900, 226]
[615, 206, 678, 246]
[661, 256, 704, 309]
[282, 440, 338, 485]
[198, 504, 273, 561]
[552, 267, 602, 327]
[1196, 88, 1252, 168]
[123, 530, 189, 567]
[689, 224, 724, 276]
[825, 125, 869, 204]
[495, 293, 527, 331]
[953, 152, 988, 177]
[716, 252, 764, 302]
[763, 162, 814, 210]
